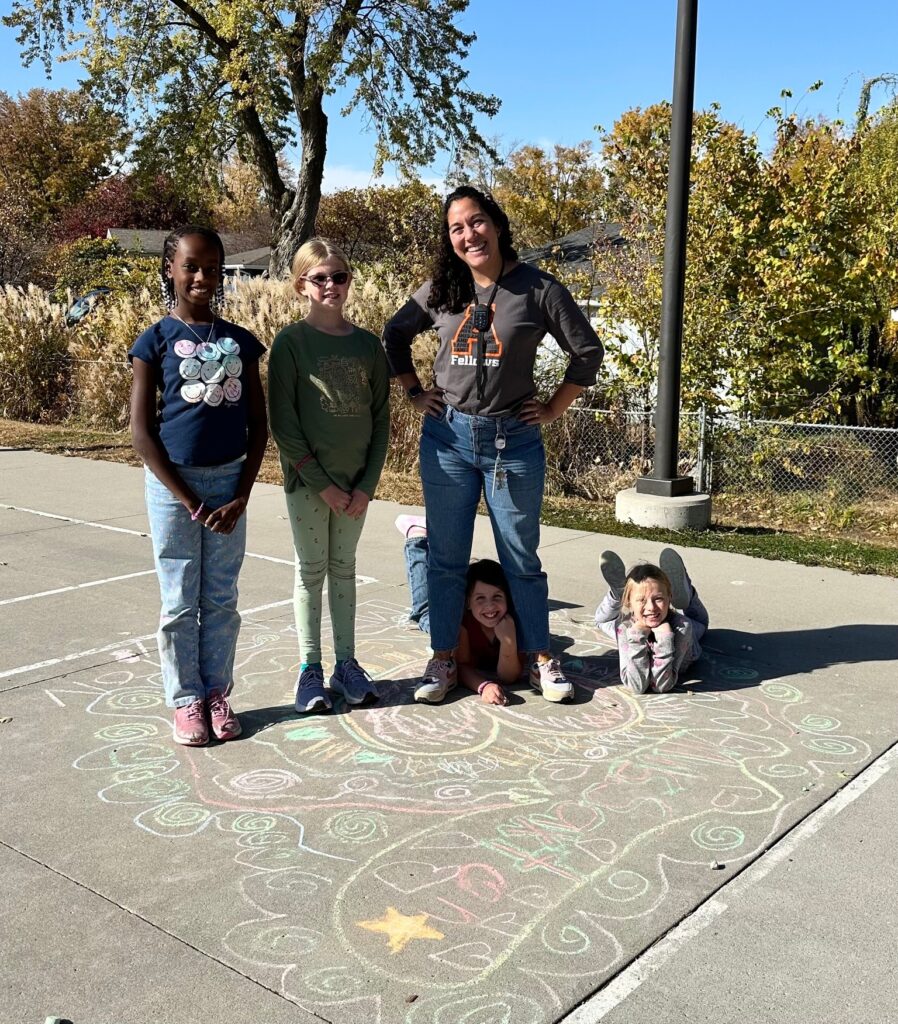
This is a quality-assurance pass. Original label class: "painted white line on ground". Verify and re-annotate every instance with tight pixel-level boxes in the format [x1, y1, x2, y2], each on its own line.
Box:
[44, 690, 66, 707]
[1, 502, 376, 571]
[0, 598, 293, 680]
[0, 569, 157, 607]
[558, 743, 898, 1023]
[2, 503, 149, 537]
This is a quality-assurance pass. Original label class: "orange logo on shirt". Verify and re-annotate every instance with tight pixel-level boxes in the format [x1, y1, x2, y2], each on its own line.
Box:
[450, 303, 504, 361]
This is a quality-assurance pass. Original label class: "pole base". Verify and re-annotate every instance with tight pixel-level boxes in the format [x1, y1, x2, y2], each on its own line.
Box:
[635, 475, 695, 497]
[615, 486, 712, 530]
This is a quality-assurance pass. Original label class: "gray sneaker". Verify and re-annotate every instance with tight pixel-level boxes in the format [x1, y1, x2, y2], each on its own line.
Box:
[329, 658, 378, 705]
[413, 657, 457, 703]
[600, 550, 627, 598]
[529, 657, 573, 703]
[659, 547, 692, 610]
[294, 665, 332, 714]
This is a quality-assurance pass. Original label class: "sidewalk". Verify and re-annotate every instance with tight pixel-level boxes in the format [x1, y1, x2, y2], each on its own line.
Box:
[1, 449, 896, 1024]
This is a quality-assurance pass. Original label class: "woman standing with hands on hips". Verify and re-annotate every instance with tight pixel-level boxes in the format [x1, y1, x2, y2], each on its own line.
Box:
[383, 186, 603, 705]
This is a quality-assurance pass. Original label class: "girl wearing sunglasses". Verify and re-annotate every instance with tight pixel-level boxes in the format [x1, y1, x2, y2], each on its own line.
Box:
[383, 186, 603, 706]
[268, 238, 390, 713]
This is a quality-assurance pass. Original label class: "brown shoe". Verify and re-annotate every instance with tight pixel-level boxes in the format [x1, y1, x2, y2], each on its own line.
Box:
[173, 699, 209, 745]
[207, 690, 242, 741]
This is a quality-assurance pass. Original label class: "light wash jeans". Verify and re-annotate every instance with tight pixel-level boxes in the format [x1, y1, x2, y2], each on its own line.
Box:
[419, 406, 548, 653]
[145, 461, 246, 708]
[404, 535, 430, 634]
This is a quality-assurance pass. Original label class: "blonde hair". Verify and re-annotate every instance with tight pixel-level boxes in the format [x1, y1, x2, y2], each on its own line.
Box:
[291, 238, 352, 292]
[621, 564, 672, 615]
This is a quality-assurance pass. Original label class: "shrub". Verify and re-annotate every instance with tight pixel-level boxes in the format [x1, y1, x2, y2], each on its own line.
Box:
[0, 285, 71, 421]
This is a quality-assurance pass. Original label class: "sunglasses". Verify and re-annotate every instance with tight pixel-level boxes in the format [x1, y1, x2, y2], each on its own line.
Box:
[302, 271, 351, 287]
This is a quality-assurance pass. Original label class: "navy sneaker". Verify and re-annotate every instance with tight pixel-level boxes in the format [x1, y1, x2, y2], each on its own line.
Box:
[294, 665, 332, 714]
[329, 658, 378, 705]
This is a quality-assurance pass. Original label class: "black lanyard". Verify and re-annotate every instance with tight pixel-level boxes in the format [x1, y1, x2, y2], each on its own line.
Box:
[474, 261, 504, 401]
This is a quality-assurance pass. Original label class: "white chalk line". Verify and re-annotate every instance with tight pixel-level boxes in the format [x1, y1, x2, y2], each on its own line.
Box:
[558, 741, 898, 1023]
[0, 598, 293, 681]
[1, 502, 294, 566]
[1, 502, 379, 579]
[0, 569, 157, 607]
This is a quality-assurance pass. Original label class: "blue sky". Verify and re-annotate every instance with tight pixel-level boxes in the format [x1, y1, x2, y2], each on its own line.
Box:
[2, 0, 897, 192]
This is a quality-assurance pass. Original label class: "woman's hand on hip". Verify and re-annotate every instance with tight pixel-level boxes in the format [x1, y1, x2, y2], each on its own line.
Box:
[204, 497, 247, 534]
[346, 488, 370, 519]
[319, 484, 351, 516]
[412, 387, 446, 418]
[519, 398, 558, 426]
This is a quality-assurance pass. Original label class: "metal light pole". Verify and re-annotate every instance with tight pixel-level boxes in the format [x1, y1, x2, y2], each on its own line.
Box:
[636, 0, 698, 498]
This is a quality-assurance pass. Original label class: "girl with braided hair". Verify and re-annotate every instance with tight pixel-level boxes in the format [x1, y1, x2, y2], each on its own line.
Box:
[129, 226, 268, 746]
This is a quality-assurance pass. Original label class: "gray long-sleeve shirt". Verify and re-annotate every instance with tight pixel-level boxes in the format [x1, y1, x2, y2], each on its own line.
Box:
[383, 262, 603, 417]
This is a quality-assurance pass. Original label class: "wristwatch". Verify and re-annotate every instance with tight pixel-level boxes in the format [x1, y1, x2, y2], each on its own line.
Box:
[406, 383, 425, 399]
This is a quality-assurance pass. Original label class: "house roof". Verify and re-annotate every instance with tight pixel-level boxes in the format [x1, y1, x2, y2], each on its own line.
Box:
[224, 246, 270, 270]
[518, 223, 624, 275]
[106, 228, 265, 258]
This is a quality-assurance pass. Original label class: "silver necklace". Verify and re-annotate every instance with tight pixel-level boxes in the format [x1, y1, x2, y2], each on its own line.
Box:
[170, 312, 216, 347]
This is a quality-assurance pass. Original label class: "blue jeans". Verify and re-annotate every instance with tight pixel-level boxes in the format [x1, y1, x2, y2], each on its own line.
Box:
[419, 406, 548, 653]
[404, 535, 430, 634]
[145, 461, 247, 708]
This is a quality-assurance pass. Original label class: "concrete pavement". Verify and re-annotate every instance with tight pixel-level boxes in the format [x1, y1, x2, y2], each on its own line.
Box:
[1, 449, 896, 1024]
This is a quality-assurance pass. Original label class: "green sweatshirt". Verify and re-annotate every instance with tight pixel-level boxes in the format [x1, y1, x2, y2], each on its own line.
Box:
[268, 320, 390, 497]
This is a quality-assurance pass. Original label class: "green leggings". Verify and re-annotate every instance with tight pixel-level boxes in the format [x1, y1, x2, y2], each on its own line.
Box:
[285, 487, 367, 664]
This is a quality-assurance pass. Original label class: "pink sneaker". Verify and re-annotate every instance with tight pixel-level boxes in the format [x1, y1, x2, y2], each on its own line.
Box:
[207, 691, 242, 741]
[395, 514, 427, 539]
[173, 700, 209, 745]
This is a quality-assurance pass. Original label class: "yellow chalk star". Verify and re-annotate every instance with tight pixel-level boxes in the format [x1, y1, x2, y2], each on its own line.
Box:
[357, 905, 445, 954]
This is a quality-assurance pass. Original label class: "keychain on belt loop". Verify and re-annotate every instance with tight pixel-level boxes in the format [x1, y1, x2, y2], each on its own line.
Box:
[491, 424, 507, 496]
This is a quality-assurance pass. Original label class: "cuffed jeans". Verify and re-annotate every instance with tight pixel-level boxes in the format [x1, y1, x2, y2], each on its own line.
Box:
[404, 535, 430, 634]
[145, 461, 246, 708]
[419, 406, 548, 653]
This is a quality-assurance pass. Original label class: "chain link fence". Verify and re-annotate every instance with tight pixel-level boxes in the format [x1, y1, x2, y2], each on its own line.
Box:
[543, 407, 898, 511]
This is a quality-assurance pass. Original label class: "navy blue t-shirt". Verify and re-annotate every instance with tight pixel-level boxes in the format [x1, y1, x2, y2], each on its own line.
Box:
[129, 316, 266, 467]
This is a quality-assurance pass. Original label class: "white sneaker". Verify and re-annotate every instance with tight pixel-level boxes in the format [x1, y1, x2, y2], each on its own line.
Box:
[529, 657, 573, 703]
[414, 657, 457, 703]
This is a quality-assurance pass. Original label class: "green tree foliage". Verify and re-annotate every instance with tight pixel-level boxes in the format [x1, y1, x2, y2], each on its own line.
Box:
[493, 142, 606, 249]
[595, 91, 898, 425]
[51, 238, 156, 300]
[4, 1, 499, 276]
[0, 89, 125, 227]
[315, 181, 441, 284]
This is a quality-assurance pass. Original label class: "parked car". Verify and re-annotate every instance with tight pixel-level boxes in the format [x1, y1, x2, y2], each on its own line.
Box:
[64, 287, 112, 327]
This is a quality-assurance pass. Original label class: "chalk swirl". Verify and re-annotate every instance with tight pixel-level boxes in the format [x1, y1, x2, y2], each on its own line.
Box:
[690, 822, 745, 851]
[95, 722, 159, 742]
[229, 769, 299, 796]
[326, 810, 387, 844]
[803, 737, 859, 756]
[541, 922, 590, 955]
[302, 966, 365, 997]
[799, 714, 841, 733]
[136, 801, 210, 835]
[761, 682, 802, 702]
[407, 992, 545, 1024]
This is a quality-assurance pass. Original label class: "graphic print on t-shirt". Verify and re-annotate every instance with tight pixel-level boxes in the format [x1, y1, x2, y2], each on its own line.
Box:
[175, 336, 243, 407]
[313, 355, 369, 416]
[449, 303, 504, 369]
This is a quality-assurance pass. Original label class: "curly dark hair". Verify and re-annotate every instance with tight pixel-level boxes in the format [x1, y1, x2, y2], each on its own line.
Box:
[160, 225, 226, 312]
[428, 186, 518, 313]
